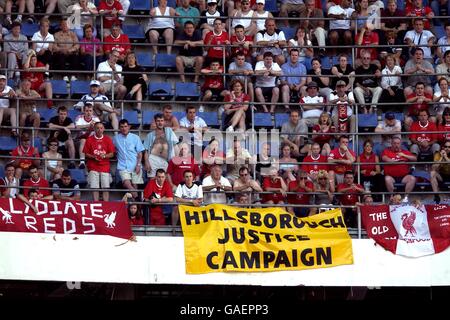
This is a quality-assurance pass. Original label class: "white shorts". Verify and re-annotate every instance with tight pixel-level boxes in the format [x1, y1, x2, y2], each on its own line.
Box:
[88, 171, 112, 189]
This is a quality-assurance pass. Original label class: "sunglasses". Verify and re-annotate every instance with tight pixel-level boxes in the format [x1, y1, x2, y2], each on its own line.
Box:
[444, 145, 450, 148]
[299, 177, 307, 180]
[49, 144, 58, 147]
[319, 177, 327, 180]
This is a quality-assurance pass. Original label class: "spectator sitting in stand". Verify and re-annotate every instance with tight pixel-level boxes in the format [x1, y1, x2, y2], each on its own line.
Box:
[287, 170, 314, 218]
[254, 51, 282, 113]
[202, 164, 232, 204]
[74, 102, 100, 169]
[200, 60, 227, 103]
[337, 171, 365, 228]
[0, 74, 18, 136]
[16, 79, 41, 136]
[0, 164, 19, 199]
[143, 169, 174, 226]
[173, 169, 203, 225]
[405, 81, 434, 131]
[42, 137, 63, 182]
[10, 132, 40, 180]
[52, 169, 81, 201]
[430, 141, 450, 204]
[103, 24, 131, 64]
[48, 106, 76, 169]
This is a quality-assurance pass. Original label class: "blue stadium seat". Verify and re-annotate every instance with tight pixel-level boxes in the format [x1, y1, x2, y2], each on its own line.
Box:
[280, 27, 296, 40]
[70, 80, 90, 98]
[275, 113, 289, 128]
[130, 0, 151, 15]
[175, 82, 200, 101]
[7, 79, 16, 89]
[173, 112, 185, 121]
[123, 110, 140, 128]
[201, 112, 219, 128]
[153, 0, 176, 8]
[434, 26, 446, 40]
[32, 137, 44, 154]
[22, 23, 39, 38]
[0, 136, 17, 151]
[39, 108, 57, 124]
[0, 166, 3, 177]
[143, 111, 156, 127]
[254, 113, 272, 128]
[50, 80, 68, 98]
[155, 54, 177, 72]
[69, 169, 87, 187]
[122, 24, 145, 43]
[358, 113, 378, 132]
[264, 0, 279, 13]
[148, 82, 173, 101]
[68, 110, 81, 121]
[320, 56, 333, 69]
[136, 53, 154, 71]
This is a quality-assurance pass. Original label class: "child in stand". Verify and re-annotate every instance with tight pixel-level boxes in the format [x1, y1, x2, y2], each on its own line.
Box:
[201, 60, 228, 104]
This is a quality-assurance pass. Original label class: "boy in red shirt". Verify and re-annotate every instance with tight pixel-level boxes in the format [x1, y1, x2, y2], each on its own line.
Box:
[200, 60, 227, 102]
[287, 171, 314, 217]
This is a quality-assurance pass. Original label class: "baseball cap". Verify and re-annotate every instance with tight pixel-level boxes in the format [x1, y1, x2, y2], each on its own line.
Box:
[385, 112, 395, 120]
[307, 81, 318, 89]
[336, 80, 346, 87]
[257, 0, 265, 4]
[0, 75, 6, 80]
[207, 0, 217, 3]
[90, 80, 101, 86]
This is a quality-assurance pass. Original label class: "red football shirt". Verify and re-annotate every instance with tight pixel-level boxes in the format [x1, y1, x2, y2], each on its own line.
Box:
[301, 154, 329, 176]
[98, 0, 123, 29]
[83, 134, 116, 173]
[103, 33, 131, 56]
[382, 148, 414, 178]
[167, 156, 200, 186]
[262, 177, 285, 203]
[23, 177, 51, 198]
[143, 179, 174, 225]
[410, 121, 438, 143]
[328, 148, 356, 175]
[204, 30, 229, 59]
[287, 180, 314, 205]
[337, 183, 363, 205]
[11, 146, 39, 170]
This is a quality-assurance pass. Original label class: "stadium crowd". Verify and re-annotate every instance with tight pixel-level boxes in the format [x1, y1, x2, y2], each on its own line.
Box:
[0, 0, 449, 229]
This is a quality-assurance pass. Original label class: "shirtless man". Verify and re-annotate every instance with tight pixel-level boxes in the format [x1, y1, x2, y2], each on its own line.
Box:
[144, 113, 179, 178]
[150, 104, 180, 130]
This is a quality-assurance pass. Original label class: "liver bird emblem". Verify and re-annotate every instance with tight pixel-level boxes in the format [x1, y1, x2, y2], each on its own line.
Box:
[103, 211, 117, 228]
[401, 211, 416, 237]
[0, 207, 14, 224]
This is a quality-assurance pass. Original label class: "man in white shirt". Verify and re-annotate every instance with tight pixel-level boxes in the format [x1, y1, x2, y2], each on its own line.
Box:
[255, 18, 287, 65]
[327, 0, 355, 54]
[254, 52, 282, 113]
[179, 105, 208, 160]
[202, 164, 232, 204]
[96, 49, 127, 101]
[0, 75, 18, 136]
[374, 111, 401, 148]
[299, 81, 325, 126]
[173, 169, 203, 225]
[404, 18, 435, 62]
[74, 80, 120, 131]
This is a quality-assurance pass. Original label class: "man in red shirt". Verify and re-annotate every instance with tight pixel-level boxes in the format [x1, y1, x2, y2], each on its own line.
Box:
[301, 142, 329, 182]
[103, 24, 131, 63]
[382, 136, 417, 202]
[230, 24, 253, 61]
[262, 167, 287, 205]
[204, 18, 230, 64]
[327, 135, 356, 185]
[405, 0, 434, 30]
[337, 171, 365, 228]
[409, 109, 441, 155]
[143, 169, 174, 226]
[83, 122, 116, 201]
[405, 81, 433, 131]
[22, 165, 52, 199]
[287, 171, 314, 217]
[10, 132, 41, 180]
[167, 142, 200, 191]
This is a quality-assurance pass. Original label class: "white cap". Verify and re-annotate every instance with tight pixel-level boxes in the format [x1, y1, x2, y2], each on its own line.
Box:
[0, 75, 6, 80]
[207, 0, 217, 3]
[90, 80, 101, 86]
[257, 0, 265, 4]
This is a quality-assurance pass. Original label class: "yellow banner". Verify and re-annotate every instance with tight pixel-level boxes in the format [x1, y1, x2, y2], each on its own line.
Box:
[180, 204, 353, 274]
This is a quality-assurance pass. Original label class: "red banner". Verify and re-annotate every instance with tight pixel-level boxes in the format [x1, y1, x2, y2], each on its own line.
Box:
[0, 198, 133, 240]
[361, 204, 450, 257]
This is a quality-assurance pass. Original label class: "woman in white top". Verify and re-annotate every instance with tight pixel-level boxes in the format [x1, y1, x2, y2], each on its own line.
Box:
[433, 78, 450, 123]
[146, 0, 176, 55]
[42, 138, 64, 182]
[287, 27, 314, 63]
[253, 0, 272, 32]
[380, 54, 405, 108]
